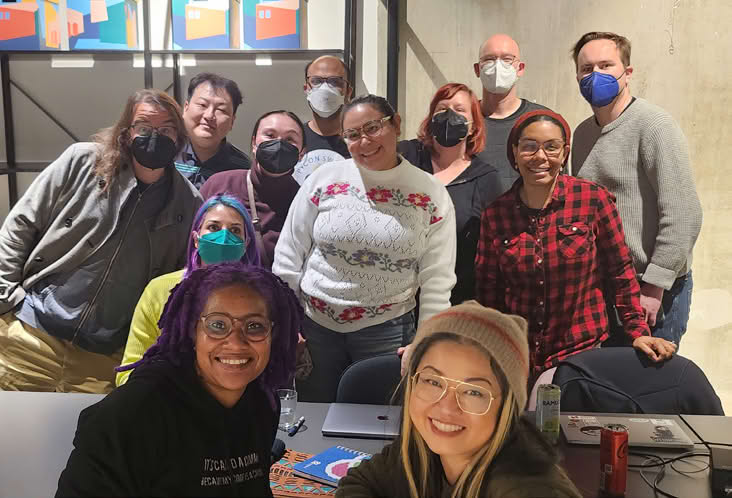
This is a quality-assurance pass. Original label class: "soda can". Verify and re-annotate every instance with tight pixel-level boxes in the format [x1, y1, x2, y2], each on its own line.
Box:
[599, 424, 629, 497]
[535, 384, 561, 443]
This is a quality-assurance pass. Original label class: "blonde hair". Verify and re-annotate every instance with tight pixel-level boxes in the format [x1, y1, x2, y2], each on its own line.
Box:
[398, 333, 519, 498]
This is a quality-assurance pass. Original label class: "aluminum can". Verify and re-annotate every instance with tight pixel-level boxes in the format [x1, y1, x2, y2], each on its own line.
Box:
[599, 424, 629, 497]
[535, 384, 561, 443]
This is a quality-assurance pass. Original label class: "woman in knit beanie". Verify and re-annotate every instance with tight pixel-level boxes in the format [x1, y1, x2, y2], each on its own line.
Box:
[337, 301, 581, 498]
[474, 109, 675, 388]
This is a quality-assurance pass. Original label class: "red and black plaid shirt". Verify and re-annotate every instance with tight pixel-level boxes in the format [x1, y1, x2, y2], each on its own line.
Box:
[475, 175, 649, 378]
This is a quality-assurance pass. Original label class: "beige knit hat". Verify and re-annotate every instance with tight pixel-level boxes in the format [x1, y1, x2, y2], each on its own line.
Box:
[412, 301, 530, 410]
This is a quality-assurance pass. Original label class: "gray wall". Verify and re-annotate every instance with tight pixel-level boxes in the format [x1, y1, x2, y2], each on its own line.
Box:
[0, 50, 342, 221]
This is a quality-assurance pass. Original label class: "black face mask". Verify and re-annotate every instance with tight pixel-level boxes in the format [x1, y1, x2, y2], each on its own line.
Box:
[429, 109, 470, 148]
[131, 132, 177, 170]
[256, 139, 300, 175]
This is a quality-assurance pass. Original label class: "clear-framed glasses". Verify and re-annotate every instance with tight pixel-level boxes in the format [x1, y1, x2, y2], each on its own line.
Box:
[307, 76, 348, 89]
[517, 139, 566, 158]
[200, 312, 273, 342]
[342, 116, 392, 143]
[130, 122, 178, 140]
[480, 55, 518, 66]
[412, 370, 495, 416]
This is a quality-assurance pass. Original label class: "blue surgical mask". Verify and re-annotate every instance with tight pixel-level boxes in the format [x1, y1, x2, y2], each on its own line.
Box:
[579, 71, 624, 108]
[197, 229, 245, 265]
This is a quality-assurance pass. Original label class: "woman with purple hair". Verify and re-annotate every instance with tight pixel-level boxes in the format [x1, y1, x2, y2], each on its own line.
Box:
[57, 262, 301, 497]
[116, 194, 261, 385]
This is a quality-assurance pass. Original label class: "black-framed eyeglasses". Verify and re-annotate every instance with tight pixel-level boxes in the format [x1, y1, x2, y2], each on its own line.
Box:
[412, 370, 496, 416]
[517, 139, 566, 158]
[306, 76, 348, 89]
[200, 312, 273, 342]
[130, 122, 178, 140]
[342, 116, 392, 143]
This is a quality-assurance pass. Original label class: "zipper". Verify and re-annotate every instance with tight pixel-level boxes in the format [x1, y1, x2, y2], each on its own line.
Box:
[69, 189, 144, 344]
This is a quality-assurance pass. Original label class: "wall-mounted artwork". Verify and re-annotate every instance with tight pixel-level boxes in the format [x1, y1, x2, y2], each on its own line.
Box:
[0, 0, 140, 51]
[171, 0, 301, 50]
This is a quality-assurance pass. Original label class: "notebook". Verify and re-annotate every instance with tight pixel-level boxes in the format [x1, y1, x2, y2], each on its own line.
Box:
[560, 414, 695, 449]
[269, 449, 336, 497]
[321, 403, 401, 439]
[291, 446, 372, 487]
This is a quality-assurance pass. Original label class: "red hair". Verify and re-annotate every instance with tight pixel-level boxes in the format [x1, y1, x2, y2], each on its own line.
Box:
[416, 83, 485, 158]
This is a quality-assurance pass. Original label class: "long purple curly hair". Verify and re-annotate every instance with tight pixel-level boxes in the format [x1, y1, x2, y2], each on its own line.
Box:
[117, 262, 301, 408]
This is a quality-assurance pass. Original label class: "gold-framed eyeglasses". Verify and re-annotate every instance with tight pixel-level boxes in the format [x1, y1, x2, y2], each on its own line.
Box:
[517, 139, 566, 158]
[130, 122, 178, 140]
[412, 370, 495, 416]
[200, 312, 273, 342]
[342, 116, 392, 143]
[480, 55, 518, 66]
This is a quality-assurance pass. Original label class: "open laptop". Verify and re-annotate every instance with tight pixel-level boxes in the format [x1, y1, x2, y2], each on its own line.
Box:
[322, 403, 401, 439]
[561, 414, 694, 449]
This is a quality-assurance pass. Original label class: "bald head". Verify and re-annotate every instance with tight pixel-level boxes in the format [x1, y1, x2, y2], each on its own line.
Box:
[305, 55, 348, 82]
[479, 34, 521, 60]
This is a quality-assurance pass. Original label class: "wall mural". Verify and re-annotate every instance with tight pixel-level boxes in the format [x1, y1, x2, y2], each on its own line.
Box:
[171, 0, 301, 50]
[0, 0, 140, 51]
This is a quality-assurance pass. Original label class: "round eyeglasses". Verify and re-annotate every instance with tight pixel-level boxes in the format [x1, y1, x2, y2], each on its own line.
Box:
[130, 122, 178, 140]
[342, 116, 392, 143]
[412, 370, 495, 416]
[200, 312, 272, 342]
[306, 76, 348, 89]
[517, 139, 565, 158]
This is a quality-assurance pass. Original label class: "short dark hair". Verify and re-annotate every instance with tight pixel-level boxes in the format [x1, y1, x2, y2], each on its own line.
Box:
[341, 94, 396, 128]
[187, 72, 243, 114]
[571, 32, 631, 69]
[304, 56, 349, 81]
[250, 110, 308, 152]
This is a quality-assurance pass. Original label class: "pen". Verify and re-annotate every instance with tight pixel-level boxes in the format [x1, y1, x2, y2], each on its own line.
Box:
[288, 416, 306, 437]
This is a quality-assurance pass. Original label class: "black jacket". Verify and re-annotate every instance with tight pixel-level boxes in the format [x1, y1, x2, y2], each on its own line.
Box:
[398, 139, 503, 304]
[56, 356, 278, 497]
[337, 417, 581, 498]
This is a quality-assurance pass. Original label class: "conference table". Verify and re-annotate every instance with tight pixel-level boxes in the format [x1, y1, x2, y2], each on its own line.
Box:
[0, 391, 718, 497]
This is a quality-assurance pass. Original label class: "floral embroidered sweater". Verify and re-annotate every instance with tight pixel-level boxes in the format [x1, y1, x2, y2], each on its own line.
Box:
[273, 158, 457, 333]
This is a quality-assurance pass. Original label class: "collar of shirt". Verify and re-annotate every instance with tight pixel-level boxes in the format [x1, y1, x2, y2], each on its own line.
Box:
[182, 139, 229, 167]
[510, 174, 567, 213]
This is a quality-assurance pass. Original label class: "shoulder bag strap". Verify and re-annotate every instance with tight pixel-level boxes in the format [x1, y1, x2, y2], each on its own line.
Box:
[246, 170, 270, 267]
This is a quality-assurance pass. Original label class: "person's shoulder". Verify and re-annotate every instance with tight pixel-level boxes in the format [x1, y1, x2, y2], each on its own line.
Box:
[144, 269, 185, 297]
[308, 158, 358, 181]
[562, 175, 615, 201]
[522, 99, 550, 112]
[200, 169, 247, 198]
[631, 98, 684, 134]
[574, 115, 598, 135]
[225, 142, 252, 168]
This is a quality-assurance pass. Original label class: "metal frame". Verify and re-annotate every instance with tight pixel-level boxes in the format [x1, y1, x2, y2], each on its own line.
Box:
[0, 0, 354, 212]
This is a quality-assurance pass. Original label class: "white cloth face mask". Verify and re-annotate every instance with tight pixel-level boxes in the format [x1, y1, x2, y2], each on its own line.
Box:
[306, 83, 345, 118]
[480, 60, 519, 94]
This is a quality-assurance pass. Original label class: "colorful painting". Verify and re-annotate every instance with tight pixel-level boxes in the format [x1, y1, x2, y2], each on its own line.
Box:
[0, 0, 139, 51]
[171, 0, 300, 50]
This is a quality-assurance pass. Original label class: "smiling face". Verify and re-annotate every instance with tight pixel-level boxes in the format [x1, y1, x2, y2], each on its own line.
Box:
[409, 340, 502, 470]
[195, 284, 271, 408]
[512, 120, 567, 188]
[183, 82, 236, 150]
[192, 204, 246, 256]
[342, 104, 401, 171]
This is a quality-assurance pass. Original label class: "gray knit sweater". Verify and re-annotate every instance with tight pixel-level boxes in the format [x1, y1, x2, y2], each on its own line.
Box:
[572, 98, 702, 290]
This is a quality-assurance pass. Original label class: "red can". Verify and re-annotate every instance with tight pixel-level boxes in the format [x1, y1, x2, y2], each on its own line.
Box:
[599, 424, 629, 497]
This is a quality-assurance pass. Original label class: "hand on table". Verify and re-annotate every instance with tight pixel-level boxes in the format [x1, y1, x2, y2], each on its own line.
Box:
[397, 344, 412, 376]
[632, 335, 676, 362]
[640, 283, 664, 327]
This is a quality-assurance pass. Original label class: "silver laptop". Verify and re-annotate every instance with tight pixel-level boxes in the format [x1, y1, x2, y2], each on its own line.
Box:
[561, 414, 694, 449]
[322, 403, 401, 439]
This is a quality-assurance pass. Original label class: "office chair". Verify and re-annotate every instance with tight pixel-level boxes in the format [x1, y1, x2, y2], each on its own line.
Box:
[336, 353, 403, 405]
[553, 347, 725, 415]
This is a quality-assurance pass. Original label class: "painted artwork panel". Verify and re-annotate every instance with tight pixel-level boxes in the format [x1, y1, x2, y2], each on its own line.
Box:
[171, 0, 300, 50]
[0, 0, 140, 51]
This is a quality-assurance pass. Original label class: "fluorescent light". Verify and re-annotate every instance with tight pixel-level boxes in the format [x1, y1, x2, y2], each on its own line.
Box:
[255, 55, 272, 66]
[51, 55, 95, 68]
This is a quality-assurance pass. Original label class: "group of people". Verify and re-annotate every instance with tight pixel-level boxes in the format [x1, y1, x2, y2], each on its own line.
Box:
[0, 30, 703, 497]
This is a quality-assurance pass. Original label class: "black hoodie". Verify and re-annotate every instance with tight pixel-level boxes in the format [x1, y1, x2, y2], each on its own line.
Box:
[398, 139, 504, 305]
[56, 355, 278, 497]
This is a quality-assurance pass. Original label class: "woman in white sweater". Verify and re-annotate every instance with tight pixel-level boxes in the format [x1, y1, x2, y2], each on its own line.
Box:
[273, 94, 456, 402]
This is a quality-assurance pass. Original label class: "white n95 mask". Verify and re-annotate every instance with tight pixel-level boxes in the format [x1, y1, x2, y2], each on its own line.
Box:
[307, 84, 345, 118]
[480, 60, 518, 94]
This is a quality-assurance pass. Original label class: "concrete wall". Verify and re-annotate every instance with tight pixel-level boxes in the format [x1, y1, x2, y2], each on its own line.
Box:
[398, 0, 732, 412]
